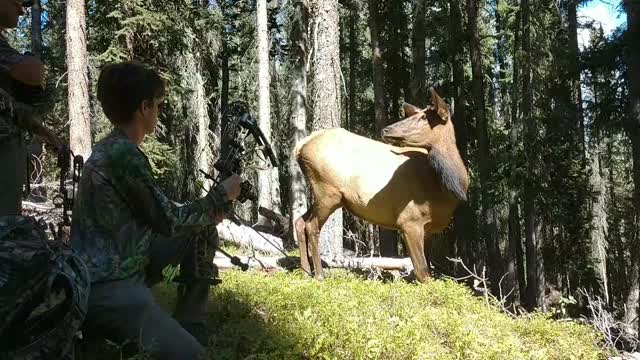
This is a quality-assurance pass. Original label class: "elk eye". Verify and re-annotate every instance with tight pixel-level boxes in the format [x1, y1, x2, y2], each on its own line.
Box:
[421, 114, 428, 120]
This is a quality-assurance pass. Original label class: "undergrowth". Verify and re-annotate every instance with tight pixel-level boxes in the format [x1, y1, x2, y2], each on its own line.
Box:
[151, 270, 609, 360]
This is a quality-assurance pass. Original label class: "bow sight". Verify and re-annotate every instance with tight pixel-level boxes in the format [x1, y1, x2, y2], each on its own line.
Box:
[209, 101, 279, 203]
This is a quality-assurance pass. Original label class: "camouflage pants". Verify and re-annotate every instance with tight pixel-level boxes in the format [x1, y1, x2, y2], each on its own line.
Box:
[0, 136, 25, 216]
[81, 226, 218, 359]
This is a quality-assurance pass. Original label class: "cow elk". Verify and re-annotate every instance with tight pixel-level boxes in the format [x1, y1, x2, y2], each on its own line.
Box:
[293, 88, 469, 282]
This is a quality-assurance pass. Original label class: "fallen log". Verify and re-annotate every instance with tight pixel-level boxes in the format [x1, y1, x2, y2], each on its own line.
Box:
[329, 256, 414, 271]
[216, 219, 285, 256]
[213, 254, 414, 273]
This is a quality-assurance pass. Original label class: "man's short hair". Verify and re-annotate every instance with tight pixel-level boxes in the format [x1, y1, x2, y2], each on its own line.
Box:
[97, 62, 165, 126]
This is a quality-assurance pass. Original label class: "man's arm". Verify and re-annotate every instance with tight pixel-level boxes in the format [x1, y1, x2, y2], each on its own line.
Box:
[0, 41, 61, 148]
[108, 142, 236, 236]
[13, 109, 64, 150]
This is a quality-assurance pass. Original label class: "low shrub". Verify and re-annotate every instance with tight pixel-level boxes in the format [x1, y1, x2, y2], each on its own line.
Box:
[152, 270, 608, 360]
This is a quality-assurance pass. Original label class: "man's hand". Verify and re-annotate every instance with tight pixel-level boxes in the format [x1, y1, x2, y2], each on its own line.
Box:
[9, 56, 44, 87]
[35, 125, 67, 156]
[220, 174, 242, 201]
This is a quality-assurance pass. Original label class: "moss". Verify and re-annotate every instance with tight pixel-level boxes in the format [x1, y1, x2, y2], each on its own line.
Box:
[152, 270, 608, 360]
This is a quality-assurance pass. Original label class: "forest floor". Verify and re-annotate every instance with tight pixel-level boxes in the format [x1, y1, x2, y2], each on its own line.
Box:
[73, 240, 615, 359]
[150, 269, 609, 360]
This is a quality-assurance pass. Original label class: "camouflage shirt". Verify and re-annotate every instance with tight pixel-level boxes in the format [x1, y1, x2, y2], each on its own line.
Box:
[70, 129, 228, 283]
[0, 34, 28, 140]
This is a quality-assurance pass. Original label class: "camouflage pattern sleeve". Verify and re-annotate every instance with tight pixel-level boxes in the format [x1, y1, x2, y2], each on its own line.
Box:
[107, 141, 228, 236]
[0, 37, 24, 71]
[0, 36, 48, 134]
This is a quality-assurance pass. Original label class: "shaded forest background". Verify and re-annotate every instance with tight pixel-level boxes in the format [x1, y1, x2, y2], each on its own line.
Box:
[11, 0, 640, 332]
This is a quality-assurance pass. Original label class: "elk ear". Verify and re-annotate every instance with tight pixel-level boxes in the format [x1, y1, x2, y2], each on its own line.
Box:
[429, 88, 450, 122]
[391, 146, 430, 157]
[403, 103, 423, 117]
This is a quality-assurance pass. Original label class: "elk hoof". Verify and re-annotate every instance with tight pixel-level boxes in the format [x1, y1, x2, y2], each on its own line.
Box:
[314, 272, 325, 281]
[414, 269, 432, 283]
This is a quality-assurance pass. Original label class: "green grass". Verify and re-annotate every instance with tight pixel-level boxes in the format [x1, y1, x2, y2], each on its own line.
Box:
[151, 270, 609, 360]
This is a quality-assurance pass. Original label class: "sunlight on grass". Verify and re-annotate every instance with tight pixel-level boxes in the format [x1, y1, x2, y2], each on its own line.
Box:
[152, 270, 609, 360]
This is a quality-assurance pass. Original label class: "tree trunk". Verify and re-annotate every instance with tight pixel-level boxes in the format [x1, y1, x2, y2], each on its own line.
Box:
[27, 0, 44, 199]
[467, 0, 502, 295]
[410, 0, 427, 107]
[509, 9, 525, 305]
[31, 0, 42, 57]
[289, 0, 309, 245]
[177, 30, 213, 198]
[623, 0, 640, 332]
[348, 0, 358, 131]
[310, 0, 343, 261]
[256, 0, 281, 222]
[368, 0, 398, 256]
[522, 0, 544, 310]
[568, 0, 586, 160]
[221, 43, 230, 128]
[368, 0, 387, 134]
[588, 139, 610, 302]
[66, 0, 92, 160]
[449, 0, 475, 268]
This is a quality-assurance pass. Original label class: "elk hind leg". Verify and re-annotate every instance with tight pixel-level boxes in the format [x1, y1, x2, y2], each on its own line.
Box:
[306, 200, 340, 281]
[295, 209, 312, 275]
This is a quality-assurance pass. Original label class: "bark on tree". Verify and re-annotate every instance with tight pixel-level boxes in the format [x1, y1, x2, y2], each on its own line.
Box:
[221, 42, 230, 128]
[587, 136, 610, 303]
[623, 0, 640, 331]
[368, 0, 387, 134]
[584, 51, 610, 304]
[31, 0, 42, 57]
[309, 0, 343, 261]
[28, 0, 44, 198]
[495, 0, 509, 121]
[467, 0, 503, 295]
[348, 0, 358, 131]
[178, 30, 213, 198]
[509, 9, 526, 305]
[449, 0, 476, 268]
[521, 0, 544, 310]
[66, 0, 92, 160]
[568, 0, 586, 160]
[257, 0, 281, 222]
[289, 0, 309, 245]
[410, 0, 427, 107]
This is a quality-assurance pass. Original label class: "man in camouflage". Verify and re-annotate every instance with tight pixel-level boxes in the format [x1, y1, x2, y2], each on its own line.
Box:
[0, 0, 64, 216]
[71, 62, 242, 359]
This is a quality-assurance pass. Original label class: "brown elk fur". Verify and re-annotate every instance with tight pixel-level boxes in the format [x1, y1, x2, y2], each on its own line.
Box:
[294, 88, 469, 282]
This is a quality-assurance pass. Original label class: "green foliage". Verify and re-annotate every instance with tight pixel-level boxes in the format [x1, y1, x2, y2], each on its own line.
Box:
[152, 271, 607, 360]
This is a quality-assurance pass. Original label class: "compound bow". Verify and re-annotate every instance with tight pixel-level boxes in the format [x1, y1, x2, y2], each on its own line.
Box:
[195, 101, 299, 272]
[205, 101, 279, 204]
[51, 151, 83, 243]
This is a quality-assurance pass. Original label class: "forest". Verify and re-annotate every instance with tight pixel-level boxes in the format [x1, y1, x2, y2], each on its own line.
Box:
[8, 0, 640, 356]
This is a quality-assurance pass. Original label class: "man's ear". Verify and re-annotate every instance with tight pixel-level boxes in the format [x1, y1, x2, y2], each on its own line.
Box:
[140, 99, 152, 115]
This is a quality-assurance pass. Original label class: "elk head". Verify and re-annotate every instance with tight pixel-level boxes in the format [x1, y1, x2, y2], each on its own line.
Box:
[381, 88, 451, 151]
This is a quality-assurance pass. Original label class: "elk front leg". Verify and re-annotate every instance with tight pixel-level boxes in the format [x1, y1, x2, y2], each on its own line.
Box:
[401, 224, 430, 282]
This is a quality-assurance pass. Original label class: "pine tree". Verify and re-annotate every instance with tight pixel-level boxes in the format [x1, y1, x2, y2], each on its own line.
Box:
[67, 0, 92, 160]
